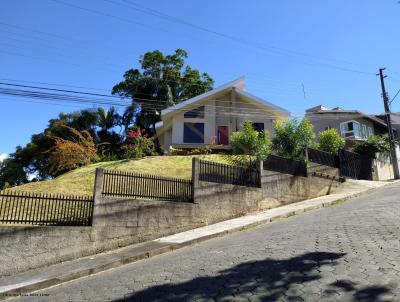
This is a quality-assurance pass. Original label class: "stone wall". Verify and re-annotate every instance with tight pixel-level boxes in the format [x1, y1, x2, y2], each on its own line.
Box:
[0, 226, 93, 276]
[0, 163, 341, 277]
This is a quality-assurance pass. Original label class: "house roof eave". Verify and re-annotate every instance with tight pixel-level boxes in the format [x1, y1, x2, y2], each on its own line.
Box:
[161, 77, 245, 118]
[234, 88, 290, 117]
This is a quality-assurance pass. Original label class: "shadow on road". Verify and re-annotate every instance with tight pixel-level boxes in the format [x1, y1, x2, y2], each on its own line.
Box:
[113, 251, 391, 301]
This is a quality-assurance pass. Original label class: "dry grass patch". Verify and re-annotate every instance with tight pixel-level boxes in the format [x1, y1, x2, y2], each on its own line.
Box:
[11, 155, 230, 196]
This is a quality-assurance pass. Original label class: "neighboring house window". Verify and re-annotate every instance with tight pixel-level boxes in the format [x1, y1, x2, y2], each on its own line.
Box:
[340, 121, 362, 139]
[324, 126, 332, 130]
[361, 124, 367, 139]
[252, 122, 264, 132]
[184, 106, 205, 118]
[367, 127, 373, 137]
[183, 123, 204, 143]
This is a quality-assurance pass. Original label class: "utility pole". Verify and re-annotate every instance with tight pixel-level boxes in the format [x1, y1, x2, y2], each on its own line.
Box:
[378, 68, 400, 179]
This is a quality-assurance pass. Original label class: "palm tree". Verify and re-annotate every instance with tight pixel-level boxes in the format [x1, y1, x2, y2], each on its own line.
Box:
[97, 107, 120, 132]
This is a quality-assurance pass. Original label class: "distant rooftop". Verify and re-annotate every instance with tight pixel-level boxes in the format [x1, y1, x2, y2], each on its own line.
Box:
[305, 104, 388, 128]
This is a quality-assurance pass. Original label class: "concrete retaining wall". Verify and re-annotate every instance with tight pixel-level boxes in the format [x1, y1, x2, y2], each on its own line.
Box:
[0, 163, 341, 277]
[372, 153, 394, 181]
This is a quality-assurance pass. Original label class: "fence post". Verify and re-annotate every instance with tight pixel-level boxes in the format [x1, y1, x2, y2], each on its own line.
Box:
[192, 158, 200, 203]
[93, 168, 104, 202]
[258, 160, 263, 188]
[92, 168, 104, 226]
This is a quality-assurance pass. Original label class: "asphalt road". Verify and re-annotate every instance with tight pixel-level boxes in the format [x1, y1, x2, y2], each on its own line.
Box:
[9, 183, 400, 301]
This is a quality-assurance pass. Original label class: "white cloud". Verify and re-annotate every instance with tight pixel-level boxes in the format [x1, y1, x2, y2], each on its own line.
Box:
[0, 154, 8, 163]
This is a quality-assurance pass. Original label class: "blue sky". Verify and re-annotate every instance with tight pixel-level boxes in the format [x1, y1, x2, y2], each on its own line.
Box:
[1, 0, 400, 155]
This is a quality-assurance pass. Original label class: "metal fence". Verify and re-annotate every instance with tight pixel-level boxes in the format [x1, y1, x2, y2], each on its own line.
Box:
[339, 149, 372, 180]
[198, 160, 260, 187]
[263, 154, 307, 177]
[0, 191, 93, 226]
[101, 170, 193, 202]
[307, 148, 339, 168]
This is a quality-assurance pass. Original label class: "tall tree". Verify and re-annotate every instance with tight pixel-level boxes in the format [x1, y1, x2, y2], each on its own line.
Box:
[6, 108, 108, 181]
[97, 107, 120, 133]
[112, 49, 214, 133]
[0, 158, 27, 189]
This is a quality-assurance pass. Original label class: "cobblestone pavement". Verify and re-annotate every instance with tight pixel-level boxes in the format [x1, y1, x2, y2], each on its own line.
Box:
[8, 183, 400, 302]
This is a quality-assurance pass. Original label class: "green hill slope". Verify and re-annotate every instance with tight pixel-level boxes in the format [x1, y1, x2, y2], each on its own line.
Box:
[10, 155, 227, 196]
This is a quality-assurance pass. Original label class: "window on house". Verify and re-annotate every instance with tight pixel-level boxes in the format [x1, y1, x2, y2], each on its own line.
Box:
[183, 122, 204, 143]
[340, 121, 362, 139]
[252, 123, 265, 132]
[361, 124, 367, 139]
[184, 106, 205, 118]
[367, 127, 373, 137]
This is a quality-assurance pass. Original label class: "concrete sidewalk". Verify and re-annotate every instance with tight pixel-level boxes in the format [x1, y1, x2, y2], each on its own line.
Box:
[0, 179, 396, 300]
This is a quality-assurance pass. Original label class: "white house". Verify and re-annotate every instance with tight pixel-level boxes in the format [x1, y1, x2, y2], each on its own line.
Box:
[155, 77, 290, 152]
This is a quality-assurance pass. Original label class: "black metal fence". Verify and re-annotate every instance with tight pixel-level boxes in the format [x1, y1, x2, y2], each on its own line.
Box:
[339, 149, 372, 180]
[263, 154, 307, 177]
[307, 148, 339, 168]
[101, 170, 193, 202]
[0, 191, 93, 226]
[198, 160, 260, 187]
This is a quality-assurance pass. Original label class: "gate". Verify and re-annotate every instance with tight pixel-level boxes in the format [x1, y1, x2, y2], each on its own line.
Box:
[339, 150, 372, 180]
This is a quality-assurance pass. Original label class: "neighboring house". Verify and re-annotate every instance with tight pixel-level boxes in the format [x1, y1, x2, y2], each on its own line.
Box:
[305, 105, 390, 147]
[375, 113, 400, 139]
[155, 77, 290, 152]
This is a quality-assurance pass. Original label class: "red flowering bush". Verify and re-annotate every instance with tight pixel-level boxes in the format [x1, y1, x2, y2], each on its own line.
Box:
[122, 127, 156, 159]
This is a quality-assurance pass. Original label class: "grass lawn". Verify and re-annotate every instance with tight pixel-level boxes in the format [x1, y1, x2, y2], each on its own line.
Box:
[9, 155, 229, 196]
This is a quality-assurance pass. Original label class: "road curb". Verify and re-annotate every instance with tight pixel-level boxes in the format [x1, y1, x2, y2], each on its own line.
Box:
[0, 181, 397, 300]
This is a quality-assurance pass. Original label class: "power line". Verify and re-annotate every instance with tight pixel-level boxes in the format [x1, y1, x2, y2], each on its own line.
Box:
[51, 0, 375, 76]
[0, 82, 124, 99]
[49, 0, 175, 36]
[0, 79, 359, 115]
[391, 88, 400, 105]
[0, 21, 373, 96]
[0, 78, 112, 92]
[0, 49, 119, 74]
[1, 18, 362, 91]
[103, 0, 376, 75]
[1, 85, 369, 120]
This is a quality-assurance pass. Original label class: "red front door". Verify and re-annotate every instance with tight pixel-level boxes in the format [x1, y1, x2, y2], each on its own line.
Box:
[217, 126, 229, 145]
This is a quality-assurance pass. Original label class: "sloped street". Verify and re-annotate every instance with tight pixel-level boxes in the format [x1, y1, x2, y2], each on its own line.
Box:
[9, 183, 400, 302]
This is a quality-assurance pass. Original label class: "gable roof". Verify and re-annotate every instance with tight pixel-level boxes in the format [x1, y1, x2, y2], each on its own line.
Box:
[234, 88, 290, 115]
[161, 77, 290, 118]
[306, 105, 388, 128]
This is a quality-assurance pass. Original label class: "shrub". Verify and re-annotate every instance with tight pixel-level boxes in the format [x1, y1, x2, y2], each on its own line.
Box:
[228, 120, 270, 167]
[353, 135, 390, 158]
[187, 146, 213, 155]
[100, 153, 120, 162]
[272, 118, 315, 161]
[316, 129, 345, 154]
[48, 126, 99, 175]
[187, 148, 203, 155]
[169, 147, 186, 155]
[122, 127, 156, 159]
[2, 182, 11, 190]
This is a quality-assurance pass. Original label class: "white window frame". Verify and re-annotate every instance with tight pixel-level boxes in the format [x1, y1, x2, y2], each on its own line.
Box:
[367, 126, 374, 137]
[361, 124, 367, 139]
[339, 120, 362, 139]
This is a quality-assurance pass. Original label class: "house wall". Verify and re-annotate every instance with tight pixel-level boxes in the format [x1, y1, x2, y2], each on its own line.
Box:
[162, 129, 172, 151]
[234, 99, 277, 137]
[171, 100, 216, 145]
[307, 114, 376, 140]
[0, 163, 341, 277]
[169, 92, 282, 147]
